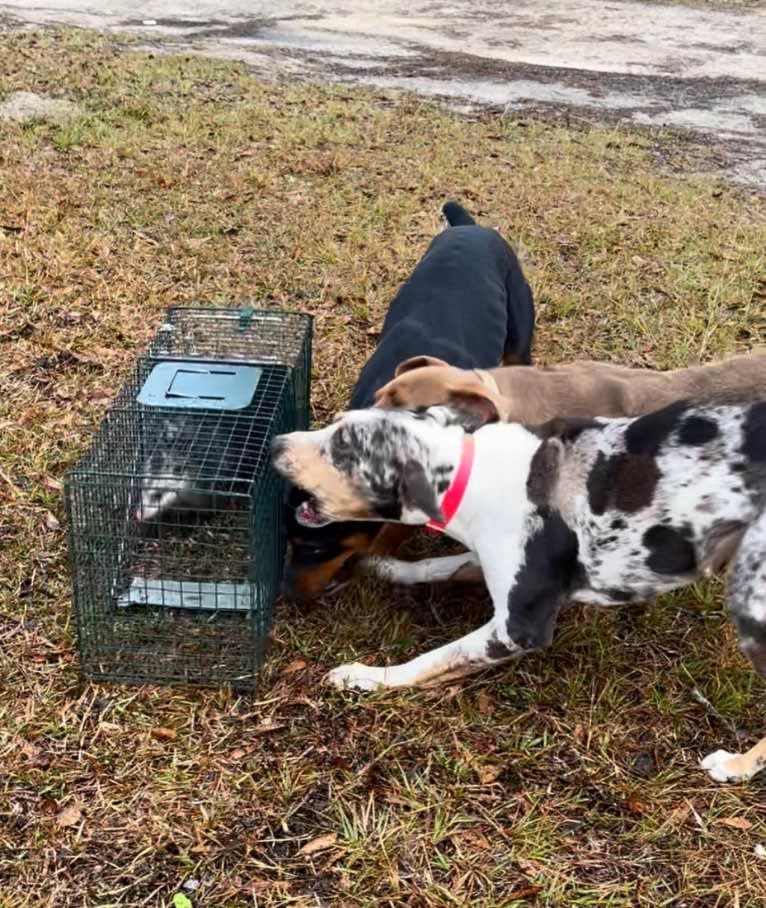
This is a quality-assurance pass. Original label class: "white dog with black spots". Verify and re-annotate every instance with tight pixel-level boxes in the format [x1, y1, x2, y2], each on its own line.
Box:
[272, 390, 766, 783]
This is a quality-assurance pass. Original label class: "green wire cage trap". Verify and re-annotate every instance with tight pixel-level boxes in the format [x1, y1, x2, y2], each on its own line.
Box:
[65, 306, 312, 690]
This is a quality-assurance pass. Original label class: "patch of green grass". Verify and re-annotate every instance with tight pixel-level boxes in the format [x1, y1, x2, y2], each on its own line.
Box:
[1, 25, 765, 907]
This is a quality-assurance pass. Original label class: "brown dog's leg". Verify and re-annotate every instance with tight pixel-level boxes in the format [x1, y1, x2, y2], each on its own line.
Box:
[369, 524, 416, 555]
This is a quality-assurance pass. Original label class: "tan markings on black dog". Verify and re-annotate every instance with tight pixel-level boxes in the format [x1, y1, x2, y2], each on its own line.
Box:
[289, 525, 418, 601]
[291, 534, 373, 601]
[368, 523, 417, 554]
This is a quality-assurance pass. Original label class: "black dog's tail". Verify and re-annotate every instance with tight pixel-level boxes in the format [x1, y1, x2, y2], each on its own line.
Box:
[442, 201, 476, 227]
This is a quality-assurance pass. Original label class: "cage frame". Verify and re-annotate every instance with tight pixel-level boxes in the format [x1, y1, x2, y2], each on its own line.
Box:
[66, 305, 312, 691]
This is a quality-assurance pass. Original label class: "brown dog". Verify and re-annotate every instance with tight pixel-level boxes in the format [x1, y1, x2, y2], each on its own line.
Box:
[374, 351, 766, 422]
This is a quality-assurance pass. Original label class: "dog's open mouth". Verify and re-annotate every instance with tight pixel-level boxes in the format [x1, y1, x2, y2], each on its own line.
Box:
[295, 498, 332, 528]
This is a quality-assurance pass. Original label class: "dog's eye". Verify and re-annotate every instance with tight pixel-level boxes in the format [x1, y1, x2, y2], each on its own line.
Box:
[334, 426, 351, 451]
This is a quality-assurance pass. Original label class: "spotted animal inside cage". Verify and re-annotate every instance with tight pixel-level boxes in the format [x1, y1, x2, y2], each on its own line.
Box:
[133, 412, 250, 522]
[133, 416, 225, 522]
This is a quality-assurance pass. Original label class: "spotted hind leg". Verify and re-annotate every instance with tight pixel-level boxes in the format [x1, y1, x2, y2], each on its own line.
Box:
[702, 510, 766, 783]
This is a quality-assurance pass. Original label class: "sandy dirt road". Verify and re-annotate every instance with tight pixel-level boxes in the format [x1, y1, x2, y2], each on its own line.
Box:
[1, 0, 765, 188]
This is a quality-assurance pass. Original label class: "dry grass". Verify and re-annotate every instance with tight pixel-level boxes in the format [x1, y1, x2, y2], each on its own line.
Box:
[1, 27, 766, 907]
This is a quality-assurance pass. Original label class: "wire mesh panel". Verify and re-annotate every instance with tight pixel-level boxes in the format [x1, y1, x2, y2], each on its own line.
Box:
[66, 307, 312, 690]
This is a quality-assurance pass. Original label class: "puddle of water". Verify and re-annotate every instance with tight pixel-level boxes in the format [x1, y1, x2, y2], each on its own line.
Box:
[356, 73, 651, 114]
[322, 54, 383, 70]
[633, 107, 760, 139]
[230, 22, 416, 58]
[737, 94, 766, 118]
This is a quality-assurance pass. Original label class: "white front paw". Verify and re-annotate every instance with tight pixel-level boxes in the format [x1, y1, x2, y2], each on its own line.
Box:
[701, 749, 746, 782]
[359, 556, 395, 580]
[326, 661, 386, 691]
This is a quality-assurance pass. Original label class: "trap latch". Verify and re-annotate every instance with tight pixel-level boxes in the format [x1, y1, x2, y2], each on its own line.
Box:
[137, 361, 262, 410]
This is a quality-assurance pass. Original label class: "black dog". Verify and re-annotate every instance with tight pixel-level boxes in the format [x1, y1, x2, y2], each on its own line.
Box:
[349, 201, 535, 407]
[282, 201, 535, 601]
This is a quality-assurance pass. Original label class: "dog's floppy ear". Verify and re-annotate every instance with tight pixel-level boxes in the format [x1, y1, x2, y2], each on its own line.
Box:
[399, 460, 445, 523]
[394, 355, 449, 377]
[445, 388, 501, 428]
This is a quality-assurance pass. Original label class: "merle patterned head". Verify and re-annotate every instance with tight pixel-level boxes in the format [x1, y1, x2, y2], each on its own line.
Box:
[271, 407, 470, 526]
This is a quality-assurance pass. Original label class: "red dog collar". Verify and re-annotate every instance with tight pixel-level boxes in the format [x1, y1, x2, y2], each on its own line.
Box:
[423, 436, 475, 535]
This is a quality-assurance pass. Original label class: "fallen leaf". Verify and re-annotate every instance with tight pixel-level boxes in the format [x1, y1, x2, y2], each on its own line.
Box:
[573, 723, 585, 745]
[297, 833, 337, 856]
[462, 829, 491, 850]
[19, 738, 50, 768]
[45, 512, 61, 531]
[719, 816, 754, 830]
[245, 881, 290, 894]
[476, 691, 494, 715]
[476, 764, 503, 785]
[39, 796, 58, 816]
[57, 803, 82, 828]
[283, 658, 308, 675]
[150, 727, 178, 742]
[516, 857, 542, 875]
[252, 719, 287, 735]
[508, 884, 543, 901]
[19, 739, 41, 761]
[230, 748, 247, 760]
[43, 475, 63, 491]
[98, 720, 122, 734]
[665, 804, 691, 828]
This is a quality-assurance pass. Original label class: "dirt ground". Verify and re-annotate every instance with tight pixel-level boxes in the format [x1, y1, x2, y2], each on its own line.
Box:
[1, 0, 765, 190]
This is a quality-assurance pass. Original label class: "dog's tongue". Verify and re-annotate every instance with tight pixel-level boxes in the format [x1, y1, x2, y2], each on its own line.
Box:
[296, 499, 331, 527]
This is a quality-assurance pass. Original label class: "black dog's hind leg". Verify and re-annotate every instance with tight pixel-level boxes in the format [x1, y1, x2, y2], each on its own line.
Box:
[702, 509, 766, 782]
[503, 259, 535, 365]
